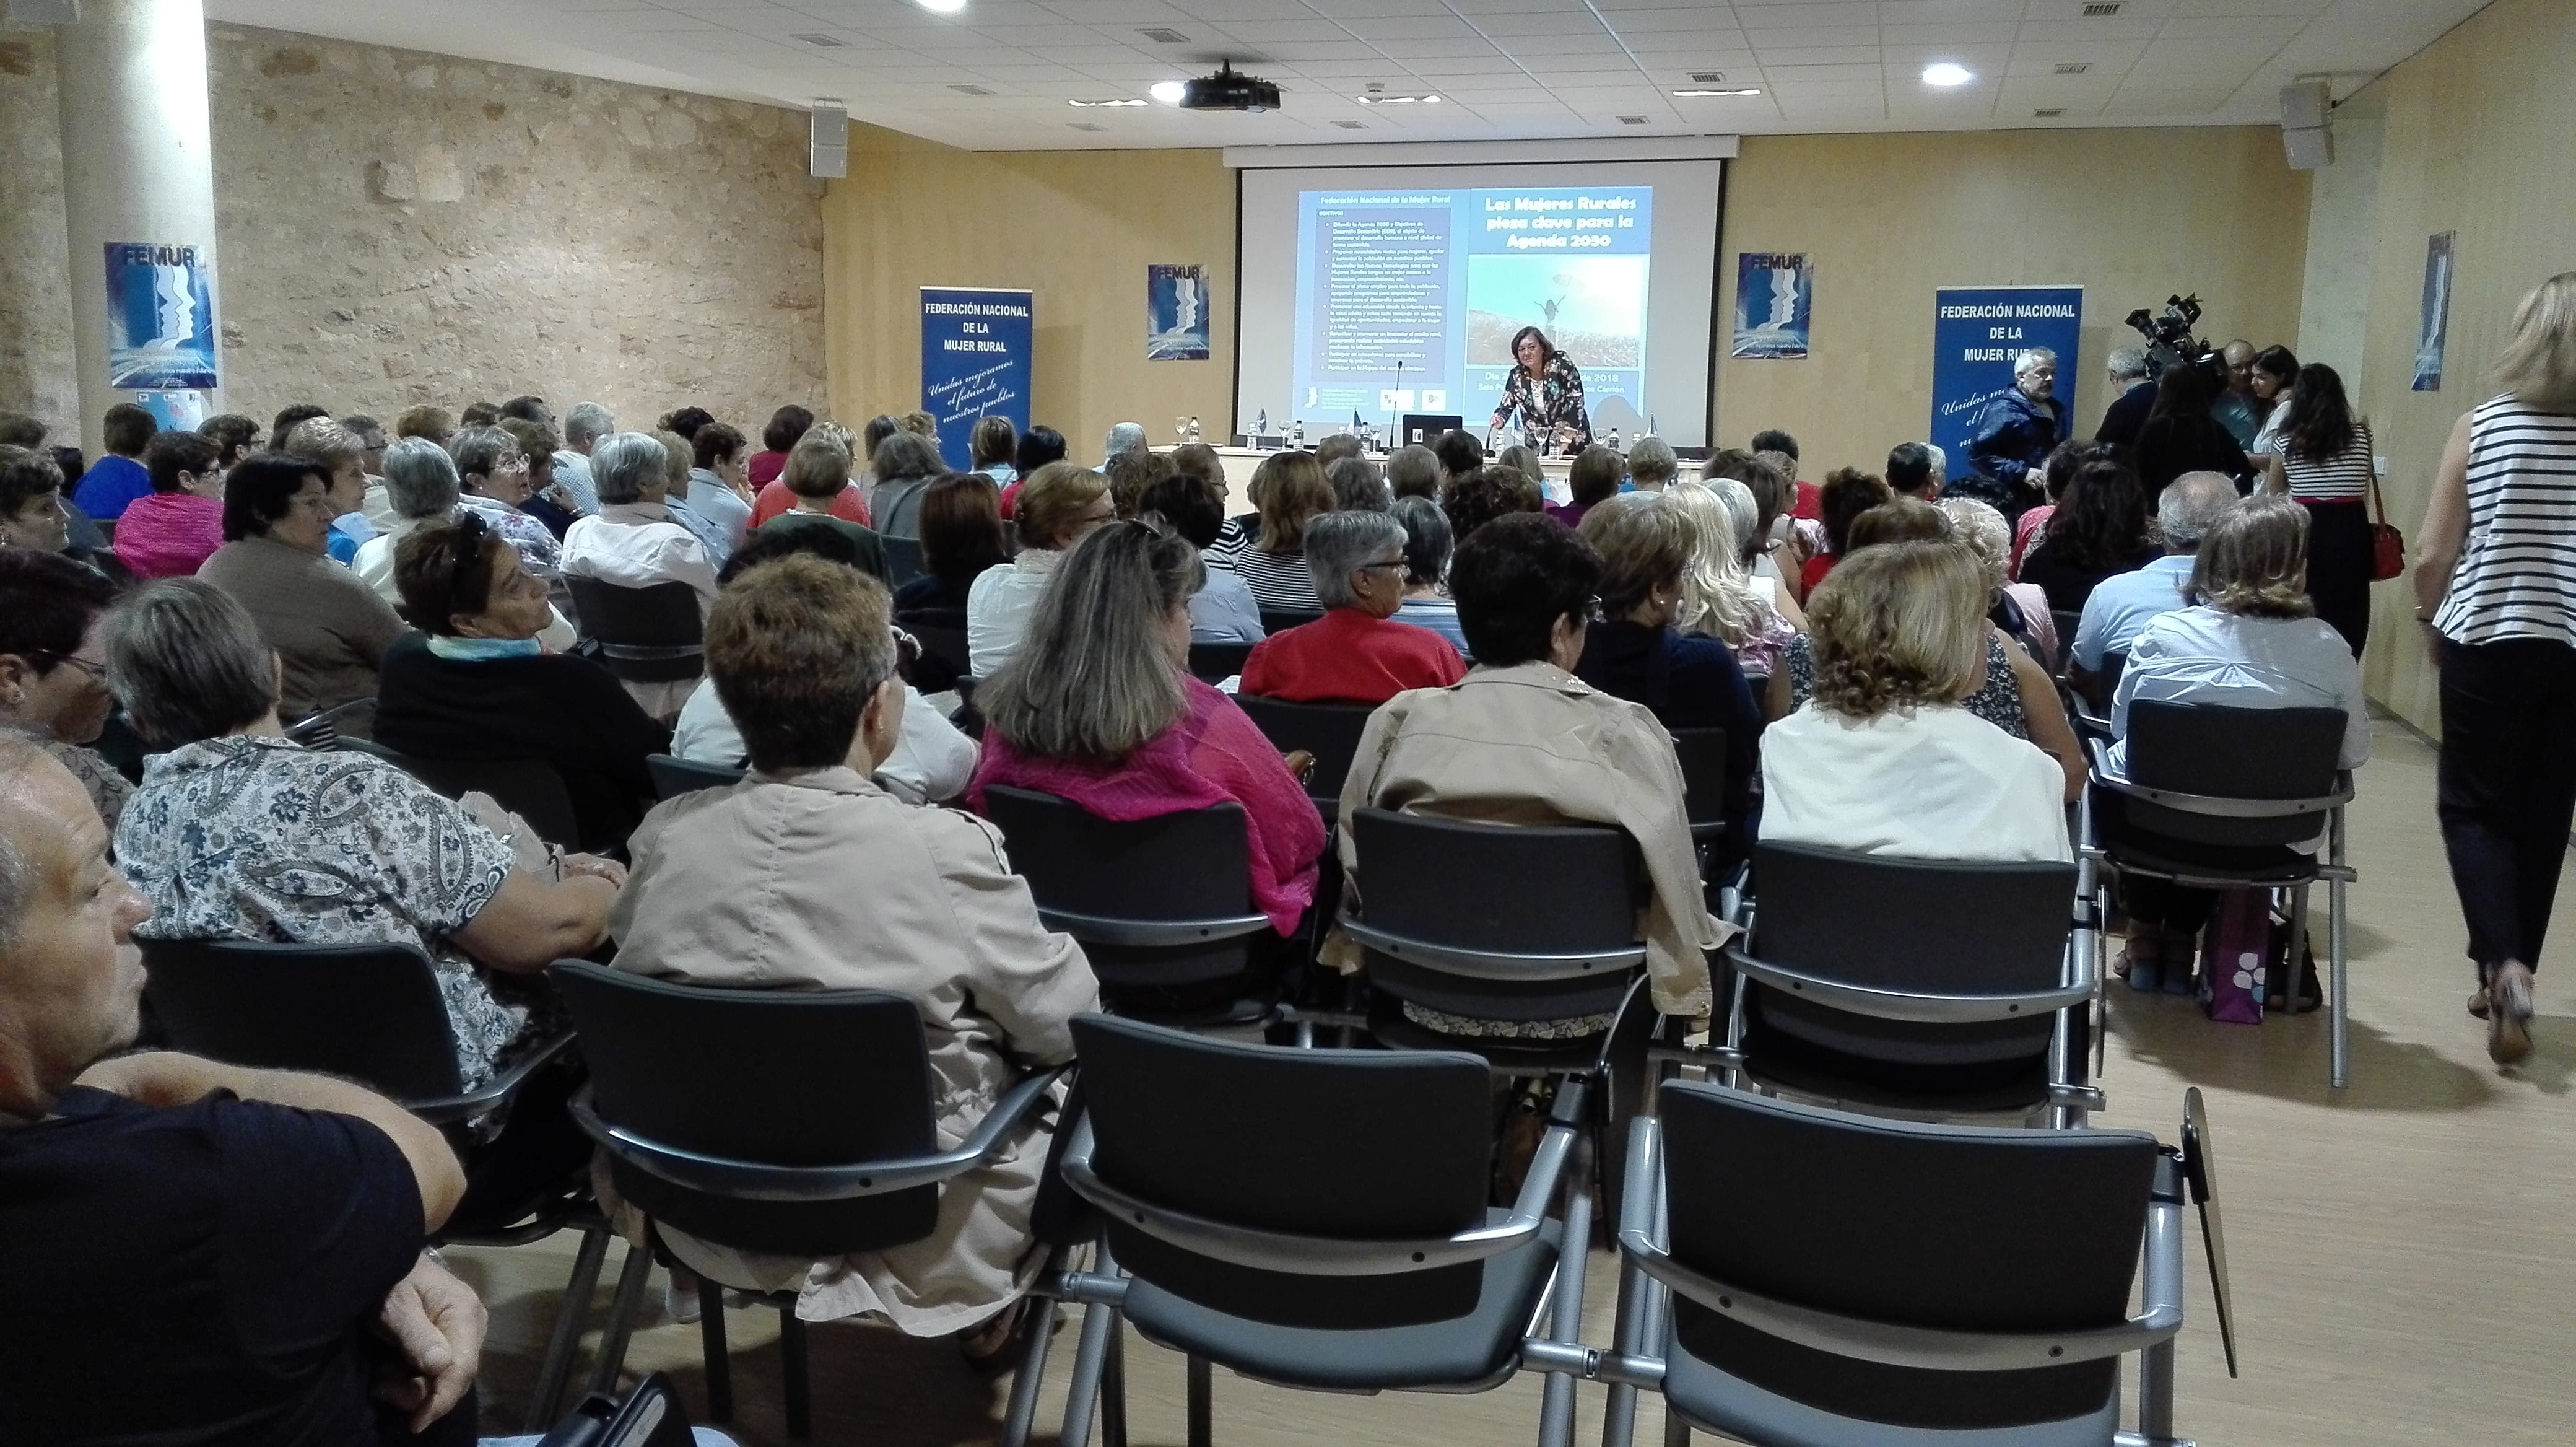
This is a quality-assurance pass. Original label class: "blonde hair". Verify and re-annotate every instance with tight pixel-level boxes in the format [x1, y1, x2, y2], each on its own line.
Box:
[978, 522, 1196, 764]
[1576, 494, 1693, 616]
[1252, 450, 1334, 553]
[1936, 496, 2013, 593]
[1806, 541, 1988, 719]
[1014, 460, 1109, 550]
[2190, 497, 2313, 619]
[2492, 272, 2576, 412]
[1663, 480, 1765, 647]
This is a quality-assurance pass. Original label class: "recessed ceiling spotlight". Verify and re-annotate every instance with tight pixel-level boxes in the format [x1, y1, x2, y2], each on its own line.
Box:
[1356, 92, 1440, 104]
[1922, 62, 1974, 87]
[1068, 98, 1148, 107]
[2034, 107, 2066, 117]
[1333, 120, 1365, 129]
[916, 0, 967, 14]
[1149, 80, 1186, 105]
[1673, 87, 1762, 97]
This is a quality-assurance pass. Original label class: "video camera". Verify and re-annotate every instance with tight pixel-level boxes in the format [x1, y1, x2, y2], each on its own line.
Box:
[2123, 294, 2217, 378]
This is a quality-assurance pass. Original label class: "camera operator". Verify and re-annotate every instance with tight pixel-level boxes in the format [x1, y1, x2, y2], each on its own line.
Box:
[2212, 339, 2263, 448]
[2134, 361, 2252, 499]
[2095, 346, 2157, 448]
[1957, 348, 2062, 520]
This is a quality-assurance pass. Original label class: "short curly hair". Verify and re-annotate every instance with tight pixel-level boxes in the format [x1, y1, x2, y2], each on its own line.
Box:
[1805, 541, 1988, 720]
[1441, 463, 1543, 545]
[1450, 512, 1600, 668]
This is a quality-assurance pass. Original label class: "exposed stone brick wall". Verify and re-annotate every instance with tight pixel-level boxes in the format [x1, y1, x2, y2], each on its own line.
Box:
[0, 28, 76, 431]
[0, 22, 825, 440]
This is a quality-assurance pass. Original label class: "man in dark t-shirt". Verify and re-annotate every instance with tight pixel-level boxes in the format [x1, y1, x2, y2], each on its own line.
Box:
[0, 739, 482, 1446]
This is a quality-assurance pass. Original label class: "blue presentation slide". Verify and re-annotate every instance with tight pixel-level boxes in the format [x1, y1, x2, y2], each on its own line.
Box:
[1288, 185, 1652, 437]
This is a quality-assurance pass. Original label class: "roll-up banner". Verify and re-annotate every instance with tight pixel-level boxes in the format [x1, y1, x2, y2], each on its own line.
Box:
[921, 287, 1033, 470]
[1930, 285, 2082, 466]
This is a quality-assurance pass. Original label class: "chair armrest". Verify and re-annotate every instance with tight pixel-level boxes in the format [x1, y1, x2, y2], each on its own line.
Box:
[1033, 907, 1274, 950]
[1725, 946, 2092, 1025]
[411, 1029, 579, 1127]
[1616, 1114, 1664, 1248]
[2087, 752, 2353, 820]
[569, 1065, 1066, 1202]
[1061, 1077, 1588, 1279]
[1341, 919, 1646, 982]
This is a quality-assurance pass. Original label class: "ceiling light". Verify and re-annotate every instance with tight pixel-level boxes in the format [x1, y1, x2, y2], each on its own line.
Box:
[1921, 62, 1974, 87]
[1149, 80, 1186, 105]
[2054, 62, 2092, 74]
[948, 84, 996, 96]
[1673, 87, 1762, 97]
[1356, 92, 1439, 104]
[2034, 108, 2066, 117]
[1068, 98, 1148, 107]
[1333, 120, 1365, 129]
[1137, 28, 1189, 43]
[916, 0, 967, 14]
[789, 33, 846, 48]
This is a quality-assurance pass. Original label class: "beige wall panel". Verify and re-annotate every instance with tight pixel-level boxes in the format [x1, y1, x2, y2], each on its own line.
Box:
[824, 129, 1236, 463]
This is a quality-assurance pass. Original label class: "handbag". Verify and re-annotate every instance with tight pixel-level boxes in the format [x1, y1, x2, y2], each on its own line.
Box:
[2198, 888, 2280, 1026]
[2368, 472, 2406, 582]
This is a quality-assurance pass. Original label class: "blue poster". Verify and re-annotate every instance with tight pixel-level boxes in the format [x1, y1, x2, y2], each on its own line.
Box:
[1929, 286, 2083, 471]
[104, 241, 218, 390]
[1147, 264, 1210, 361]
[920, 287, 1032, 470]
[1731, 252, 1812, 359]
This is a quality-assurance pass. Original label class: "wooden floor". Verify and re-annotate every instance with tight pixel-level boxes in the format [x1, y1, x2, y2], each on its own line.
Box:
[451, 715, 2576, 1445]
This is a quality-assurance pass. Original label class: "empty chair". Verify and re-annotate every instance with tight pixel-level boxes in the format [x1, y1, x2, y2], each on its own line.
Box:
[1725, 841, 2091, 1124]
[881, 533, 925, 586]
[567, 576, 706, 685]
[1258, 606, 1325, 637]
[1598, 1082, 2188, 1446]
[1670, 725, 1731, 849]
[554, 961, 1068, 1441]
[1231, 694, 1373, 810]
[1185, 639, 1253, 684]
[646, 752, 745, 799]
[980, 785, 1281, 1026]
[1024, 1013, 1599, 1447]
[2089, 700, 2357, 1086]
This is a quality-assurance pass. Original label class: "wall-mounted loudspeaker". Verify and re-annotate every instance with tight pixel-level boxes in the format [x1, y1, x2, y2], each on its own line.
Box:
[2280, 81, 2332, 170]
[809, 100, 848, 180]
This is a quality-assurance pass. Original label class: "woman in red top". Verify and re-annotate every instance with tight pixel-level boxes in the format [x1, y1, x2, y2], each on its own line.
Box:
[970, 521, 1325, 939]
[1240, 510, 1465, 704]
[746, 404, 812, 491]
[1800, 468, 1894, 597]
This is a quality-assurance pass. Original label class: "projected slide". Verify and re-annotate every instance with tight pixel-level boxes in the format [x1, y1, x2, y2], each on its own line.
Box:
[1287, 185, 1652, 439]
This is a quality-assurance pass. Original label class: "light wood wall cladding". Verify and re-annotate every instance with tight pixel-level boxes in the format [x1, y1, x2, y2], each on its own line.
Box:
[822, 126, 1237, 465]
[2342, 0, 2576, 737]
[1710, 127, 2312, 481]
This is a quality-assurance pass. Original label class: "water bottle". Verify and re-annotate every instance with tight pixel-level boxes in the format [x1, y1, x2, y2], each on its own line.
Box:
[1291, 419, 1304, 446]
[1187, 416, 1201, 442]
[1608, 426, 1622, 451]
[1253, 408, 1268, 435]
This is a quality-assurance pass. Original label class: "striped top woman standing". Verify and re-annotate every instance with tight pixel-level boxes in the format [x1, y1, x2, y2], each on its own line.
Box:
[2263, 363, 2379, 654]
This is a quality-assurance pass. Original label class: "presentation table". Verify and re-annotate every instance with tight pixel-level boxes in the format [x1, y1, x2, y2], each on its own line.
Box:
[1154, 444, 1574, 514]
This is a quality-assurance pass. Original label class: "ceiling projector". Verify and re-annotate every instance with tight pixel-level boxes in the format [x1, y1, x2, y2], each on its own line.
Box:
[1180, 63, 1281, 113]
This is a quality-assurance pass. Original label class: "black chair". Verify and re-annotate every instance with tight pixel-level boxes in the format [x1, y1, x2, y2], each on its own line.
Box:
[980, 785, 1279, 1028]
[1595, 1083, 2190, 1446]
[1669, 725, 1731, 850]
[2087, 701, 2357, 1088]
[567, 576, 705, 685]
[1186, 639, 1254, 683]
[1024, 1013, 1598, 1447]
[2050, 608, 2083, 673]
[1723, 841, 2094, 1125]
[136, 938, 599, 1424]
[376, 749, 586, 855]
[1258, 607, 1326, 637]
[534, 1370, 697, 1447]
[907, 621, 971, 680]
[552, 961, 1065, 1442]
[646, 753, 745, 799]
[1231, 694, 1373, 813]
[882, 534, 925, 587]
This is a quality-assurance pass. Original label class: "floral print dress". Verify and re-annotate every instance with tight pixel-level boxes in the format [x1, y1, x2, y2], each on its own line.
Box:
[1490, 353, 1593, 452]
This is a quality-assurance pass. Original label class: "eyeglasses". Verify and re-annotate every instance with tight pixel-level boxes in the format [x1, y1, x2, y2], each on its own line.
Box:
[33, 650, 107, 681]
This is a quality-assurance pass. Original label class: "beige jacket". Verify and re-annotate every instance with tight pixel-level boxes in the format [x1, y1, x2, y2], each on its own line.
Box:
[1328, 662, 1726, 1018]
[601, 766, 1099, 1331]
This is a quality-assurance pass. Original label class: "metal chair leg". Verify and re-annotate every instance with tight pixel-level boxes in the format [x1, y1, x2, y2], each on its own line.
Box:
[1536, 1135, 1595, 1447]
[780, 1306, 811, 1440]
[698, 1278, 731, 1423]
[1102, 1316, 1129, 1447]
[585, 1240, 655, 1398]
[999, 1263, 1068, 1447]
[1186, 1354, 1213, 1447]
[2330, 806, 2351, 1089]
[523, 1223, 610, 1431]
[1056, 1243, 1121, 1447]
[2281, 884, 2310, 1031]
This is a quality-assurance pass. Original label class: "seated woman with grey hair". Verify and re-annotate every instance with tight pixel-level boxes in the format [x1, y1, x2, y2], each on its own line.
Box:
[606, 553, 1093, 1362]
[355, 436, 575, 649]
[1388, 495, 1470, 655]
[560, 431, 720, 615]
[1625, 435, 1681, 492]
[106, 577, 623, 1098]
[1938, 494, 2059, 669]
[1238, 510, 1465, 705]
[864, 431, 946, 540]
[970, 522, 1326, 953]
[443, 425, 565, 577]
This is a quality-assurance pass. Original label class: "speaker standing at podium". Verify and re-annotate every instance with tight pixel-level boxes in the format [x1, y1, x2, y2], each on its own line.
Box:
[1489, 326, 1593, 455]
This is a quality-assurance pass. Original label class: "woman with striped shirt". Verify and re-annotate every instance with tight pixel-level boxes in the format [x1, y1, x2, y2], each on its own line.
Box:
[1215, 450, 1334, 613]
[2416, 273, 2576, 1065]
[2261, 363, 2377, 656]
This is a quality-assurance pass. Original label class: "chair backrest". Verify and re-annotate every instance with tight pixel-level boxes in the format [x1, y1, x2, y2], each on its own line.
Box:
[387, 750, 585, 853]
[2121, 699, 2345, 846]
[906, 622, 970, 678]
[646, 753, 746, 798]
[882, 534, 925, 586]
[139, 938, 468, 1103]
[1258, 607, 1325, 637]
[2050, 609, 2082, 662]
[551, 960, 942, 1257]
[1186, 639, 1253, 683]
[1744, 841, 2076, 1068]
[1349, 807, 1646, 1024]
[1232, 694, 1373, 803]
[1657, 1082, 2158, 1432]
[567, 577, 705, 684]
[1669, 726, 1730, 834]
[980, 785, 1265, 994]
[1072, 1013, 1497, 1327]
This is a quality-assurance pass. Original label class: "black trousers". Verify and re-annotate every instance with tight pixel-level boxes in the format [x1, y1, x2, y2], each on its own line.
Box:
[2438, 637, 2576, 974]
[2302, 499, 2374, 659]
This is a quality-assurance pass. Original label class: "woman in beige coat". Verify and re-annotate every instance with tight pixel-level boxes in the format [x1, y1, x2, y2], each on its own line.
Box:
[603, 553, 1097, 1358]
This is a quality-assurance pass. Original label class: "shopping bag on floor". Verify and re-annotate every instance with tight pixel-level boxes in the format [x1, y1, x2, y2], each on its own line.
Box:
[2198, 889, 2278, 1025]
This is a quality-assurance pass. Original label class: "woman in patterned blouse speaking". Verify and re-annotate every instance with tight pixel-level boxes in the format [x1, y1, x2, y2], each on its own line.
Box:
[1488, 326, 1593, 457]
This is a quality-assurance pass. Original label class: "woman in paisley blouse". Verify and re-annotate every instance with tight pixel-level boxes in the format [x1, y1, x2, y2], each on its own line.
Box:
[102, 577, 625, 1091]
[1487, 326, 1593, 455]
[0, 547, 131, 831]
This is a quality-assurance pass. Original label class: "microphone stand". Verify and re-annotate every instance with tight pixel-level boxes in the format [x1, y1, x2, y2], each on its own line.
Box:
[1391, 357, 1404, 452]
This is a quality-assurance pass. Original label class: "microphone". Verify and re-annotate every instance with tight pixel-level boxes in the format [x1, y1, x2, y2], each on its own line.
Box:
[1393, 357, 1404, 447]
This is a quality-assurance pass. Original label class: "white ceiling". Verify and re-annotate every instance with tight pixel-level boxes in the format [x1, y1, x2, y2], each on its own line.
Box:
[201, 0, 2491, 151]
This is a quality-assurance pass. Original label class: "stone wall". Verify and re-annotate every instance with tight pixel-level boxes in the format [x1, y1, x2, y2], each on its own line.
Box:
[0, 21, 825, 440]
